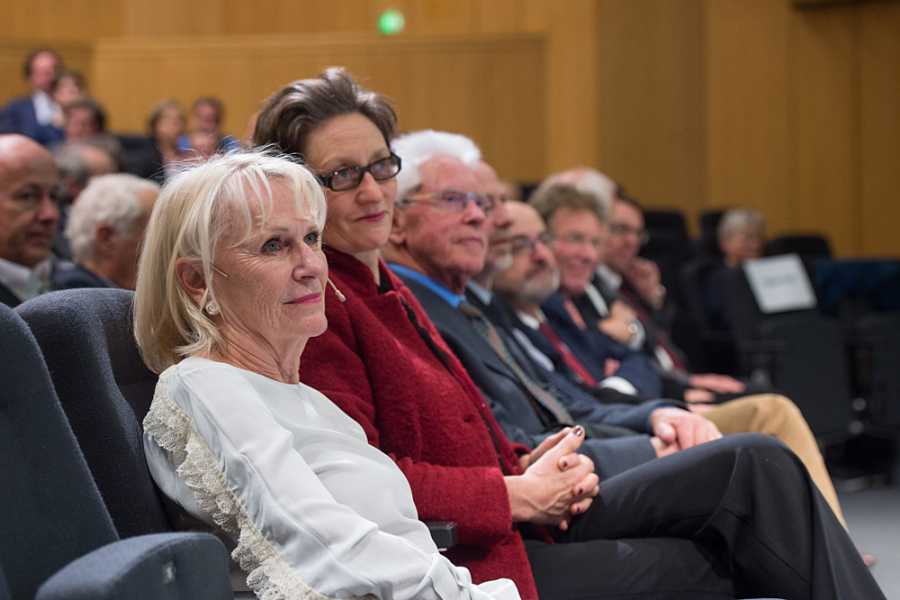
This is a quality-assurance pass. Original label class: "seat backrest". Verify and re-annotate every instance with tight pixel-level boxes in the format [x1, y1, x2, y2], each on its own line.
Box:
[765, 234, 832, 261]
[17, 288, 171, 538]
[0, 303, 117, 600]
[644, 209, 689, 240]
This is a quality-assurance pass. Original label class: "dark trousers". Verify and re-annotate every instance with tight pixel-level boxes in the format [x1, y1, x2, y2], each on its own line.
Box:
[525, 433, 884, 600]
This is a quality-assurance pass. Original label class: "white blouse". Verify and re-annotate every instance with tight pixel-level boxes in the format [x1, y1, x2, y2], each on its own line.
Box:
[143, 356, 519, 600]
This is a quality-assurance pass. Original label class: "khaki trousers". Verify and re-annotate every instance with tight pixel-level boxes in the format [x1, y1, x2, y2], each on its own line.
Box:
[703, 394, 846, 527]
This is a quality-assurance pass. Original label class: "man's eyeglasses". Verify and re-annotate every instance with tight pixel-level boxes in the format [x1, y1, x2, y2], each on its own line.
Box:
[509, 232, 554, 256]
[315, 153, 402, 192]
[401, 189, 495, 216]
[609, 223, 649, 245]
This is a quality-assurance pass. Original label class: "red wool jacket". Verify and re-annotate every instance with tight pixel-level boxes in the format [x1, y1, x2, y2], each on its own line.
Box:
[299, 247, 539, 599]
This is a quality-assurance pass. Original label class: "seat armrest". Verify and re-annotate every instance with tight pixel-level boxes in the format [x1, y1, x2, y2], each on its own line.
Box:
[37, 533, 232, 600]
[425, 521, 457, 551]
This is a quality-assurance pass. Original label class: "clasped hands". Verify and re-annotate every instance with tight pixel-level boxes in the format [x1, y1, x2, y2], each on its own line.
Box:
[649, 407, 722, 458]
[506, 426, 599, 531]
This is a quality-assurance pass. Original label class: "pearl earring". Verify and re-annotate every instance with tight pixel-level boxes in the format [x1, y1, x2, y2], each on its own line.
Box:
[205, 300, 220, 316]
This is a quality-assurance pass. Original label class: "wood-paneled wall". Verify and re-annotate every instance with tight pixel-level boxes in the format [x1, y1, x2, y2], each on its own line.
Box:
[1, 0, 898, 256]
[91, 33, 546, 182]
[705, 0, 900, 256]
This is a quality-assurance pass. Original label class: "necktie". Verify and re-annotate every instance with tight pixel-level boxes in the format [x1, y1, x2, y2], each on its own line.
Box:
[459, 301, 573, 425]
[537, 321, 598, 387]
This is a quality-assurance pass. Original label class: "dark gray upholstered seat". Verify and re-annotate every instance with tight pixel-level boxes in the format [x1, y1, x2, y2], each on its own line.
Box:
[17, 288, 169, 539]
[0, 301, 231, 600]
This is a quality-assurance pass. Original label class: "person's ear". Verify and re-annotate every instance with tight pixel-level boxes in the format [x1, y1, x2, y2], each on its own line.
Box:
[388, 203, 406, 245]
[174, 257, 208, 308]
[94, 224, 117, 258]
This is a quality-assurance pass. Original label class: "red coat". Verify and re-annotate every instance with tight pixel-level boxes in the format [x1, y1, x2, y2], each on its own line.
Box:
[299, 247, 539, 599]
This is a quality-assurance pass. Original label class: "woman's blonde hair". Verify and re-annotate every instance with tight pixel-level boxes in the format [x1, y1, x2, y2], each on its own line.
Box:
[133, 149, 326, 373]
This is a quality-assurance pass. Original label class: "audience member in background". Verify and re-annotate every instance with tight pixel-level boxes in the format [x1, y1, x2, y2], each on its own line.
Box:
[54, 174, 158, 290]
[50, 140, 119, 258]
[389, 131, 691, 479]
[0, 48, 65, 146]
[177, 96, 241, 154]
[254, 69, 882, 600]
[146, 99, 187, 179]
[0, 134, 60, 306]
[544, 172, 751, 400]
[49, 70, 87, 128]
[135, 149, 519, 600]
[496, 194, 850, 529]
[699, 207, 768, 332]
[62, 97, 107, 142]
[719, 207, 766, 267]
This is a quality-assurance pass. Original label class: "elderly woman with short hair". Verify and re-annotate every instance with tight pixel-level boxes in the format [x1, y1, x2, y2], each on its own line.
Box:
[135, 150, 519, 600]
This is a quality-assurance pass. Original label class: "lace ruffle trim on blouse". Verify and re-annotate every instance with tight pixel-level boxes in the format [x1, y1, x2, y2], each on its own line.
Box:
[143, 375, 338, 600]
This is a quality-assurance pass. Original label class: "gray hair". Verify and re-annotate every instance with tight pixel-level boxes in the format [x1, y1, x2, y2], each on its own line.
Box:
[133, 149, 326, 373]
[65, 174, 160, 263]
[392, 129, 482, 199]
[718, 208, 766, 242]
[52, 143, 91, 189]
[529, 167, 616, 224]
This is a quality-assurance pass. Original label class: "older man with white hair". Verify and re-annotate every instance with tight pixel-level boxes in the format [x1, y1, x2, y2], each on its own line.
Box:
[382, 129, 883, 599]
[54, 173, 158, 290]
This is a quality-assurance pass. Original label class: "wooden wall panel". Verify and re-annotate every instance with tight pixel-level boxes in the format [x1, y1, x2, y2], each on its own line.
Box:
[0, 1, 123, 40]
[91, 34, 546, 183]
[788, 6, 858, 256]
[597, 0, 706, 224]
[0, 41, 94, 104]
[705, 0, 792, 233]
[859, 3, 900, 257]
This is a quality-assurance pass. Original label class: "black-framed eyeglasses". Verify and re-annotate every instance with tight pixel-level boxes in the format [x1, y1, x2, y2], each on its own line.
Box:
[509, 231, 555, 256]
[401, 189, 495, 215]
[609, 223, 649, 246]
[315, 153, 402, 192]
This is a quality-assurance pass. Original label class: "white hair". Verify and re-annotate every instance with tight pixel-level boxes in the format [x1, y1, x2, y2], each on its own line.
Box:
[65, 174, 160, 263]
[133, 149, 326, 373]
[530, 167, 616, 222]
[392, 129, 482, 199]
[718, 208, 766, 242]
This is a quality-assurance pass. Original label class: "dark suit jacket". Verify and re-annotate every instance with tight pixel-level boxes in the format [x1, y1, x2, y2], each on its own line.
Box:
[0, 96, 64, 146]
[51, 263, 113, 290]
[400, 273, 660, 479]
[0, 281, 21, 307]
[542, 292, 663, 399]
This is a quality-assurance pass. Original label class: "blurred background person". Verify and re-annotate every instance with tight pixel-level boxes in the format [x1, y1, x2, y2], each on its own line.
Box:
[178, 96, 240, 154]
[146, 99, 188, 180]
[54, 173, 158, 290]
[0, 134, 60, 306]
[0, 48, 65, 146]
[49, 70, 87, 129]
[719, 207, 767, 267]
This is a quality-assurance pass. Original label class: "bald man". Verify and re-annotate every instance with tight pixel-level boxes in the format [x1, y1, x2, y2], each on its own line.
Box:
[0, 134, 60, 306]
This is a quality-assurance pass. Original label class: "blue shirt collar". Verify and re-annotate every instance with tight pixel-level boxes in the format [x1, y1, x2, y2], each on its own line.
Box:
[388, 263, 465, 308]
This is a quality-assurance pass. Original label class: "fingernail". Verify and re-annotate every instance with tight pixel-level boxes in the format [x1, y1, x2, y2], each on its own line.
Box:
[573, 425, 584, 437]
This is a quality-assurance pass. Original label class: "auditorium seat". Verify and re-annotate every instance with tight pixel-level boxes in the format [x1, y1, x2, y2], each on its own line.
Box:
[765, 234, 832, 261]
[17, 288, 170, 538]
[0, 301, 232, 600]
[720, 266, 853, 437]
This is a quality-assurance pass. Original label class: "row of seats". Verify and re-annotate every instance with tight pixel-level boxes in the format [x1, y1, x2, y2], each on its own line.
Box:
[1, 289, 235, 600]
